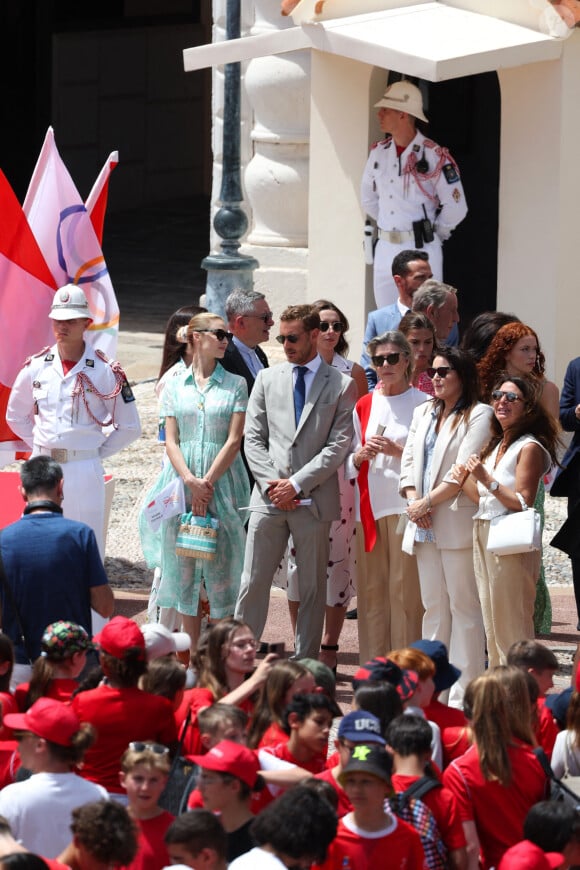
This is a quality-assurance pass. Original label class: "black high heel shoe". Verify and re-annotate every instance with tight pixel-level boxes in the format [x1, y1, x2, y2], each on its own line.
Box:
[320, 644, 339, 676]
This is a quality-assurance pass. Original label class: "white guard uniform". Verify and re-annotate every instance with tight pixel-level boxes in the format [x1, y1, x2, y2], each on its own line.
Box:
[361, 130, 468, 307]
[6, 344, 141, 557]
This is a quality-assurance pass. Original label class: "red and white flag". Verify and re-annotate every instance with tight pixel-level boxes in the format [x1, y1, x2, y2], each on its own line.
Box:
[0, 169, 56, 460]
[85, 150, 119, 245]
[23, 127, 120, 358]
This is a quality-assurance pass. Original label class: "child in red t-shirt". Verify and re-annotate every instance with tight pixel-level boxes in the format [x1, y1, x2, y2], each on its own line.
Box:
[315, 709, 387, 818]
[119, 743, 174, 870]
[15, 620, 92, 712]
[506, 640, 559, 760]
[315, 744, 426, 870]
[387, 713, 467, 867]
[262, 693, 333, 774]
[246, 660, 316, 750]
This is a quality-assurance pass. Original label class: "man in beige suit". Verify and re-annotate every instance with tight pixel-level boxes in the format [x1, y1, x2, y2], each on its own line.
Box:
[235, 305, 357, 659]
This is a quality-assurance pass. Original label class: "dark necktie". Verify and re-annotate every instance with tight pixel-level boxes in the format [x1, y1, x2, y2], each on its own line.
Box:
[294, 366, 308, 427]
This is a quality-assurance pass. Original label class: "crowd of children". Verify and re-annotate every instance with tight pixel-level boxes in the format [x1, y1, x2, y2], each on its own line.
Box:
[0, 615, 578, 870]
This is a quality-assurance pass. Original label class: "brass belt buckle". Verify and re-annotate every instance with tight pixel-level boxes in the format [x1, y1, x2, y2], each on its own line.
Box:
[390, 230, 402, 244]
[50, 448, 68, 463]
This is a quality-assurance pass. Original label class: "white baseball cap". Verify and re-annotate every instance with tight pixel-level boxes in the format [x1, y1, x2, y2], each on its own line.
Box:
[141, 623, 191, 661]
[374, 81, 428, 124]
[49, 285, 93, 321]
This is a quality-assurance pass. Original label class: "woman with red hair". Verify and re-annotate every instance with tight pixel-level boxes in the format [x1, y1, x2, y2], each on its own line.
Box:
[477, 322, 559, 417]
[477, 322, 560, 636]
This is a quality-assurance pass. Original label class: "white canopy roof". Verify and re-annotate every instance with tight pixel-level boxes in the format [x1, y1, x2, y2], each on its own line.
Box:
[183, 1, 562, 82]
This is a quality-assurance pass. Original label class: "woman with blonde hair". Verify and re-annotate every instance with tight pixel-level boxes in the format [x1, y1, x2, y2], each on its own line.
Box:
[443, 671, 547, 870]
[140, 312, 250, 654]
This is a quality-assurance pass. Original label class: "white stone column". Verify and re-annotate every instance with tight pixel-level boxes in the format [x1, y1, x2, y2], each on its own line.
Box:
[497, 39, 580, 384]
[240, 0, 311, 314]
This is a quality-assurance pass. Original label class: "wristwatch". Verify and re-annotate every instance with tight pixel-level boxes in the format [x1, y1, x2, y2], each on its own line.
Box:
[487, 479, 499, 492]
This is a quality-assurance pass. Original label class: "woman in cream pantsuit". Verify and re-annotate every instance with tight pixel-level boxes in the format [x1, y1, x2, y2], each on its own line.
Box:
[400, 347, 493, 705]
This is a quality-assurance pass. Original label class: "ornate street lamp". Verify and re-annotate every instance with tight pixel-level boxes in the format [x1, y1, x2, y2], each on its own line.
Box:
[202, 0, 258, 318]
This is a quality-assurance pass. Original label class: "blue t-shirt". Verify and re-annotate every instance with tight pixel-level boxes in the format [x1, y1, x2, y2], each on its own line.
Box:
[0, 513, 108, 663]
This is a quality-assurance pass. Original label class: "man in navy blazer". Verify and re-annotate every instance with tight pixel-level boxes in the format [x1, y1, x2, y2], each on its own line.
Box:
[222, 288, 273, 487]
[222, 288, 272, 393]
[361, 250, 432, 387]
[551, 356, 580, 625]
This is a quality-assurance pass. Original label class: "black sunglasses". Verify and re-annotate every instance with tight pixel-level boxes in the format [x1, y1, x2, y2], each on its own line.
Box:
[276, 333, 304, 345]
[319, 321, 343, 334]
[491, 390, 523, 404]
[372, 352, 403, 367]
[427, 366, 454, 379]
[246, 312, 273, 323]
[196, 328, 231, 341]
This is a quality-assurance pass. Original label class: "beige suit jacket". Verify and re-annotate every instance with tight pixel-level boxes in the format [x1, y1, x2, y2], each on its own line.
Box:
[244, 358, 357, 522]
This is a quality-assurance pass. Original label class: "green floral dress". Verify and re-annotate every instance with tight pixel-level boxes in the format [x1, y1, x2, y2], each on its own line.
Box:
[139, 363, 250, 618]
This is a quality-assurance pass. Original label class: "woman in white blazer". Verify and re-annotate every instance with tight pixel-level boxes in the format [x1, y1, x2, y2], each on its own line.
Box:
[400, 346, 493, 705]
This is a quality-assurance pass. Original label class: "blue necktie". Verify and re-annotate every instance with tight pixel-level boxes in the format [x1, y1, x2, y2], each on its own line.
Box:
[294, 366, 308, 427]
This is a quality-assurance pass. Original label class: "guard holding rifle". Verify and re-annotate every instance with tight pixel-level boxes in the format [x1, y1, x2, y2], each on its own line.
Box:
[361, 80, 468, 308]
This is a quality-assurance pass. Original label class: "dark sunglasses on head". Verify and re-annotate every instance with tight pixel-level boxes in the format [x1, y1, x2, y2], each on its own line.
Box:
[372, 352, 403, 367]
[276, 333, 303, 344]
[427, 366, 454, 379]
[491, 390, 523, 403]
[128, 742, 170, 755]
[319, 321, 343, 334]
[196, 328, 231, 341]
[247, 312, 273, 323]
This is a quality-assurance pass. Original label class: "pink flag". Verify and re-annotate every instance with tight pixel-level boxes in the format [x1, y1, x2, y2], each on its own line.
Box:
[23, 127, 120, 358]
[0, 169, 56, 455]
[85, 150, 119, 245]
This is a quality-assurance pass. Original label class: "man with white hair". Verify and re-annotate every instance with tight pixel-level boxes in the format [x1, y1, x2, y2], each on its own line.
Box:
[361, 80, 468, 308]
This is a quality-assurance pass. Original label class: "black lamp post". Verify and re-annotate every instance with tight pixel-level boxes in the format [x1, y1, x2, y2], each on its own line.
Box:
[201, 0, 258, 318]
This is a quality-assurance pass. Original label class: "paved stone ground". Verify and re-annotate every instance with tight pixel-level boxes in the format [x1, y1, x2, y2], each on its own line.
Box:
[106, 351, 579, 706]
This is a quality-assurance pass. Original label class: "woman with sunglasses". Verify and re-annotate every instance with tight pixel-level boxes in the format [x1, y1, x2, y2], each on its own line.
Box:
[400, 347, 493, 705]
[140, 313, 250, 657]
[477, 321, 560, 636]
[285, 300, 367, 673]
[347, 330, 427, 662]
[452, 376, 560, 667]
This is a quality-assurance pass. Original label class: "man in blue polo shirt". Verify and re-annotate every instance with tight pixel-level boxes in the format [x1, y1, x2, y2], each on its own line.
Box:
[0, 456, 114, 686]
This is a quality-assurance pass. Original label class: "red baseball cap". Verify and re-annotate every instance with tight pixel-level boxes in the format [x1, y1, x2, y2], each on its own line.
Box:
[498, 841, 563, 870]
[4, 697, 81, 746]
[190, 740, 260, 788]
[94, 616, 145, 659]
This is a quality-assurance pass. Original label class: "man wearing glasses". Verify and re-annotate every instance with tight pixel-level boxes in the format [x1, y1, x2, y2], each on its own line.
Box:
[222, 288, 273, 488]
[235, 305, 357, 659]
[223, 288, 273, 394]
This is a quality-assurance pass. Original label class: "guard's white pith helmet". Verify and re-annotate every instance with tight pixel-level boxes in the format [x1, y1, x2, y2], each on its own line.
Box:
[374, 81, 428, 124]
[49, 285, 93, 321]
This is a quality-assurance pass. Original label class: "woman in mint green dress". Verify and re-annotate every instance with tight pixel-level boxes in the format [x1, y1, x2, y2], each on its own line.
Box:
[140, 312, 250, 655]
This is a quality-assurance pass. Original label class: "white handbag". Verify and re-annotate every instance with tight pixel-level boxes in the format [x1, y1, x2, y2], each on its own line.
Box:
[486, 493, 541, 556]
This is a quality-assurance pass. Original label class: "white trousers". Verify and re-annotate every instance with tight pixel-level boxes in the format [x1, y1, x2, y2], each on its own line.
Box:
[415, 541, 485, 707]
